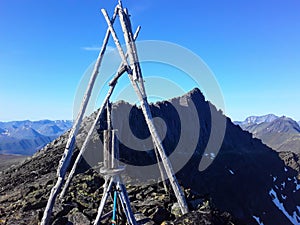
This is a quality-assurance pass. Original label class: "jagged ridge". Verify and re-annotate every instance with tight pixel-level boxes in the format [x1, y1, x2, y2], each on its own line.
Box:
[0, 88, 299, 225]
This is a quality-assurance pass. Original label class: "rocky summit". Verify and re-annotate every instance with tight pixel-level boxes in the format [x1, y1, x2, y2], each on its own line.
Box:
[0, 88, 299, 225]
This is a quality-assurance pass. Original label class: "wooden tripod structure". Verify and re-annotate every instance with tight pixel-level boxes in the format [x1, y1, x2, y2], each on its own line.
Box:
[94, 102, 137, 225]
[41, 1, 188, 224]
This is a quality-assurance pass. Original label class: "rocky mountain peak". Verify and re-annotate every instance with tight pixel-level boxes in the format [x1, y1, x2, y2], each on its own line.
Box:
[0, 88, 299, 225]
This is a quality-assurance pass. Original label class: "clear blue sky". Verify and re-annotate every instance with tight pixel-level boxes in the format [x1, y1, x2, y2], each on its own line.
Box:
[0, 0, 299, 122]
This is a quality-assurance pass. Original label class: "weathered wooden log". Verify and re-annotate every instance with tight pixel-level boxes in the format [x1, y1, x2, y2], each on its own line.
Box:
[101, 9, 128, 66]
[117, 5, 143, 84]
[118, 7, 189, 214]
[103, 130, 110, 170]
[59, 26, 141, 199]
[93, 178, 114, 225]
[116, 176, 137, 225]
[111, 130, 119, 169]
[106, 103, 112, 168]
[40, 7, 119, 225]
[154, 145, 168, 193]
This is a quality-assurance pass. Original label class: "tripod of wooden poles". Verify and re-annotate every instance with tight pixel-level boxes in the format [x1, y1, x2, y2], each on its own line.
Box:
[92, 102, 136, 225]
[41, 1, 188, 224]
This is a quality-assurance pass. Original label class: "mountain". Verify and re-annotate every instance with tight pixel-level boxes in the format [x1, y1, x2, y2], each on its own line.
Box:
[0, 89, 299, 225]
[0, 154, 28, 172]
[235, 115, 300, 176]
[234, 114, 279, 127]
[0, 120, 72, 155]
[236, 115, 300, 154]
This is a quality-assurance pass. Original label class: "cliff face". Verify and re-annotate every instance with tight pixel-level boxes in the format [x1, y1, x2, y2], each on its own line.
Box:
[0, 88, 299, 225]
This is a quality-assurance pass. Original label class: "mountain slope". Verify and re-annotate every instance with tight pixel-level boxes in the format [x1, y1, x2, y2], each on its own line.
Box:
[0, 120, 72, 155]
[235, 115, 300, 176]
[0, 89, 299, 225]
[236, 116, 300, 154]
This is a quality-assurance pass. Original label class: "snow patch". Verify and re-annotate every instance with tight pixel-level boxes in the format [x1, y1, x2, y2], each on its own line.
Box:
[252, 215, 264, 225]
[269, 189, 300, 224]
[1, 130, 10, 136]
[281, 194, 287, 200]
[284, 167, 288, 172]
[273, 176, 277, 182]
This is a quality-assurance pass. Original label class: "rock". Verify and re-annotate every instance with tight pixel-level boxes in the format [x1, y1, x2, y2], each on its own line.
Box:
[83, 208, 97, 220]
[143, 186, 155, 196]
[135, 213, 155, 225]
[68, 208, 91, 225]
[188, 198, 204, 210]
[52, 217, 69, 225]
[22, 200, 47, 211]
[170, 203, 181, 218]
[136, 193, 143, 200]
[150, 207, 170, 224]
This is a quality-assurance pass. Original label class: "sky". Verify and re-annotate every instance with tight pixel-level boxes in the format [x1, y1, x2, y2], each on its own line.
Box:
[0, 0, 299, 122]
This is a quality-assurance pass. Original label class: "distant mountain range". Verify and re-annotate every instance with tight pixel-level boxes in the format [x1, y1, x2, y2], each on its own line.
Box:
[235, 114, 300, 154]
[235, 114, 279, 127]
[0, 120, 72, 155]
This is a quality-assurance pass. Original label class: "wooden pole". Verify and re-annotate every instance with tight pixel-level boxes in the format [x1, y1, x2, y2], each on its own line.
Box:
[94, 177, 114, 225]
[117, 7, 189, 214]
[59, 84, 116, 199]
[116, 176, 137, 225]
[103, 130, 110, 170]
[59, 26, 141, 199]
[116, 6, 171, 197]
[154, 145, 168, 193]
[111, 130, 119, 169]
[106, 102, 112, 168]
[101, 9, 128, 67]
[40, 7, 119, 225]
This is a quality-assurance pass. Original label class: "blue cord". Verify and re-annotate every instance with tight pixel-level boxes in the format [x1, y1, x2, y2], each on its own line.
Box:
[112, 190, 118, 225]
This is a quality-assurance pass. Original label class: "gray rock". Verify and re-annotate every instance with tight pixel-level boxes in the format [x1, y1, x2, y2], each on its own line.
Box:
[68, 208, 91, 225]
[135, 213, 155, 225]
[171, 203, 181, 218]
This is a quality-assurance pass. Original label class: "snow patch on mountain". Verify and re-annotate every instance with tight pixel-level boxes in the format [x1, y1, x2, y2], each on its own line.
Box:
[252, 215, 264, 225]
[269, 188, 300, 224]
